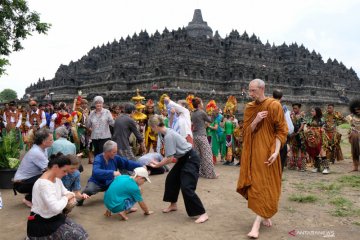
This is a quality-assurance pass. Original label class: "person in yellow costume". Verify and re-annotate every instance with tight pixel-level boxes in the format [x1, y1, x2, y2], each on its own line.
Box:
[144, 99, 157, 153]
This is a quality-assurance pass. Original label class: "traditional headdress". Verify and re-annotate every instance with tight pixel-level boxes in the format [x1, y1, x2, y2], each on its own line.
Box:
[75, 90, 87, 106]
[206, 100, 217, 114]
[76, 95, 82, 106]
[223, 95, 237, 116]
[158, 93, 169, 111]
[186, 94, 195, 111]
[146, 99, 155, 107]
[58, 102, 67, 110]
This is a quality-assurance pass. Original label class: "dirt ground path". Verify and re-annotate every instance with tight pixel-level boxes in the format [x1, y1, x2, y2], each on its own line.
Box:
[1, 160, 359, 240]
[1, 128, 359, 239]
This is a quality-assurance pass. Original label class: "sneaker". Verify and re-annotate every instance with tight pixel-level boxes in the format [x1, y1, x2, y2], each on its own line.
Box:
[322, 168, 330, 174]
[311, 168, 319, 173]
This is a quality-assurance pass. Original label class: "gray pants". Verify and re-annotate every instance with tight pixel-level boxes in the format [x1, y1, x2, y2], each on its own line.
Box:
[77, 182, 107, 206]
[82, 181, 107, 196]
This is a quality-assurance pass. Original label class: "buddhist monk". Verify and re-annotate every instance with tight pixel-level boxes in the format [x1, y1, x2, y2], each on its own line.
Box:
[236, 79, 288, 239]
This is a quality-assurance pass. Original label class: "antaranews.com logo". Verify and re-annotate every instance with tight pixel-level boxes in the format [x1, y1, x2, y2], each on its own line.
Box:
[288, 229, 335, 238]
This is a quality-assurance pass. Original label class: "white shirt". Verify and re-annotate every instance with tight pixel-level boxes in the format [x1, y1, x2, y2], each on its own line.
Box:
[166, 100, 193, 138]
[14, 145, 48, 181]
[283, 105, 294, 134]
[49, 113, 57, 131]
[31, 178, 73, 218]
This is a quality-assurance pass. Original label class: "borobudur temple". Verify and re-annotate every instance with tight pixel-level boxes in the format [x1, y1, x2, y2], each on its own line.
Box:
[25, 9, 360, 108]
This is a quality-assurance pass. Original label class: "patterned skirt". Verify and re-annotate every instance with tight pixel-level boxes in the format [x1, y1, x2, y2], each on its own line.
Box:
[304, 127, 325, 158]
[27, 217, 88, 240]
[194, 135, 217, 179]
[118, 147, 136, 160]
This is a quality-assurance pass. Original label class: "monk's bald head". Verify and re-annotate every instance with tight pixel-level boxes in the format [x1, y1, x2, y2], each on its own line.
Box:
[248, 79, 266, 102]
[249, 79, 265, 89]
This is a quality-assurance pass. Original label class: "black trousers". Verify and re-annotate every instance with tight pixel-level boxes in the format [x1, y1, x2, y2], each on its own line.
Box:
[13, 174, 42, 201]
[92, 138, 111, 157]
[280, 143, 288, 172]
[280, 136, 290, 172]
[163, 149, 206, 217]
[148, 166, 166, 175]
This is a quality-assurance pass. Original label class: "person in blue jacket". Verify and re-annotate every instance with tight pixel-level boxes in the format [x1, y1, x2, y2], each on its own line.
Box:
[77, 140, 142, 206]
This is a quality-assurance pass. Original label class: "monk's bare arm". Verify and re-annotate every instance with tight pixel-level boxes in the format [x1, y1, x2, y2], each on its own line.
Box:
[250, 120, 258, 132]
[265, 138, 281, 166]
[251, 111, 268, 132]
[274, 137, 281, 154]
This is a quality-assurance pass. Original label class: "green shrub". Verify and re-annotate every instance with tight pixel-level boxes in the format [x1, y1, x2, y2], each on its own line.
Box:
[0, 130, 20, 169]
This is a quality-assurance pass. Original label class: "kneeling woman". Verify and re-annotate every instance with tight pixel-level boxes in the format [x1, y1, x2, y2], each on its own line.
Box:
[148, 114, 208, 223]
[27, 153, 88, 239]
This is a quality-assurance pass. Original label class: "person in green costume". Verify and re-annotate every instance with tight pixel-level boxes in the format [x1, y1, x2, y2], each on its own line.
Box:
[223, 114, 235, 165]
[205, 100, 221, 164]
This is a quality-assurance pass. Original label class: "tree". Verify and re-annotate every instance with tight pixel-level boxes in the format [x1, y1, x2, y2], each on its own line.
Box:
[0, 88, 17, 102]
[0, 0, 51, 76]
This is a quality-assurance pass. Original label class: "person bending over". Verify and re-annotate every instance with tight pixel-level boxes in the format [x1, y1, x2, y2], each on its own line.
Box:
[149, 115, 208, 224]
[104, 167, 153, 220]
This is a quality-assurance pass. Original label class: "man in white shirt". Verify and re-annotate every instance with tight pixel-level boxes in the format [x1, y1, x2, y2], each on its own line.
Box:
[273, 89, 294, 172]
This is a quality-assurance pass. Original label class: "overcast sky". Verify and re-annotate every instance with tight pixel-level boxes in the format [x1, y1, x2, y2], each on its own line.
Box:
[1, 0, 359, 98]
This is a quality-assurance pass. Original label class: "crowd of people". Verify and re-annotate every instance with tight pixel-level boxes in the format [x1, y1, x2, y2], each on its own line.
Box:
[1, 80, 359, 239]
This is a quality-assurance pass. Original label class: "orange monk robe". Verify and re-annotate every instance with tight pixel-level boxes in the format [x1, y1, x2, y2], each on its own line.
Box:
[236, 98, 288, 218]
